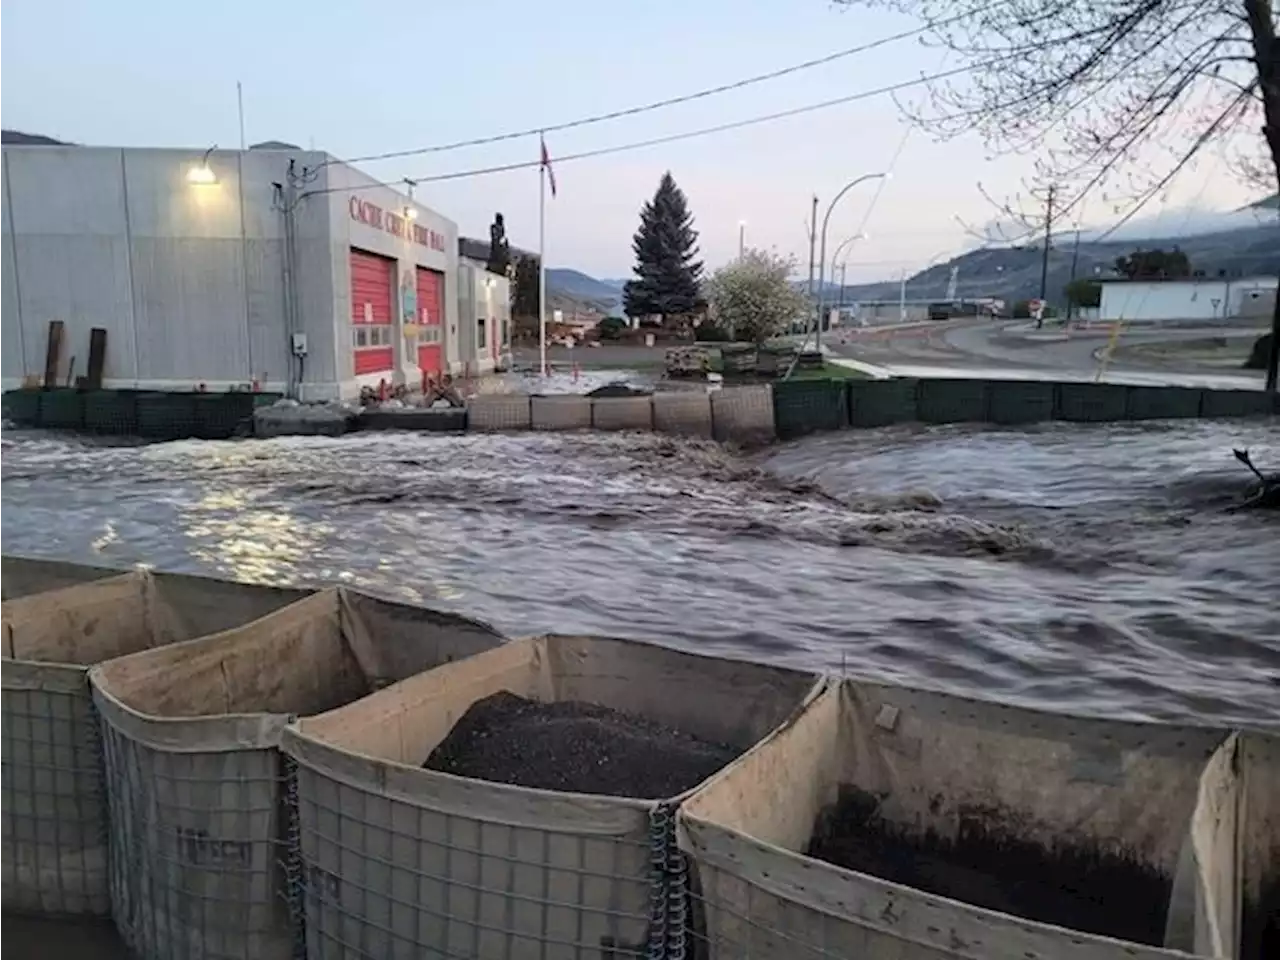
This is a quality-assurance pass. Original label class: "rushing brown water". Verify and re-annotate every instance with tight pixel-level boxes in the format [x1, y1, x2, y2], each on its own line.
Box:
[2, 415, 1278, 959]
[2, 418, 1278, 730]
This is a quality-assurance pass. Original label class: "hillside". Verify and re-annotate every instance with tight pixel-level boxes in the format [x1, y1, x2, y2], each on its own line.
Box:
[545, 268, 623, 313]
[1, 129, 71, 145]
[833, 219, 1280, 305]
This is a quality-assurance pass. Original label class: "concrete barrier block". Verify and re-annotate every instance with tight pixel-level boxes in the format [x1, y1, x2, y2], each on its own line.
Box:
[652, 392, 713, 437]
[253, 404, 354, 438]
[712, 384, 775, 444]
[848, 379, 919, 427]
[1126, 386, 1202, 420]
[985, 380, 1056, 425]
[591, 396, 653, 431]
[1199, 388, 1273, 419]
[467, 394, 532, 431]
[1055, 382, 1129, 422]
[917, 378, 989, 424]
[530, 395, 592, 431]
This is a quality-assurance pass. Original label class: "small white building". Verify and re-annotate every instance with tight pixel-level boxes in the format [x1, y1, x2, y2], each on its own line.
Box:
[1, 143, 507, 400]
[458, 256, 512, 375]
[1098, 276, 1278, 324]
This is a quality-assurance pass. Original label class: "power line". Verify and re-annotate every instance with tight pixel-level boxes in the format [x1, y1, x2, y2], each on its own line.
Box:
[340, 5, 1010, 166]
[303, 59, 1003, 201]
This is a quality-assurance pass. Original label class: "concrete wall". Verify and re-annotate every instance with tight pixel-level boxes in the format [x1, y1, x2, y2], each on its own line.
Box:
[0, 145, 329, 394]
[322, 162, 458, 400]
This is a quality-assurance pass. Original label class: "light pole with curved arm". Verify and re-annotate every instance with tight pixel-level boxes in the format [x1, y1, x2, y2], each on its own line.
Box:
[816, 173, 887, 350]
[828, 232, 867, 327]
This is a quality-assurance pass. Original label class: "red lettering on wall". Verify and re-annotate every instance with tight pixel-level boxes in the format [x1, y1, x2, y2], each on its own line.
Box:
[350, 196, 444, 251]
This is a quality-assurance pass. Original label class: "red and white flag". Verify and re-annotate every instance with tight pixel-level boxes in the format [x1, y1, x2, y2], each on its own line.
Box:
[540, 136, 557, 198]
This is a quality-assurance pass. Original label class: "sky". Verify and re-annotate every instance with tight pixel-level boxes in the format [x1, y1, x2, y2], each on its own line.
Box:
[2, 0, 1270, 282]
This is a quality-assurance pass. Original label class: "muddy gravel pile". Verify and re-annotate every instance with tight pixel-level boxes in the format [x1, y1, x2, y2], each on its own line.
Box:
[806, 786, 1171, 946]
[423, 691, 740, 799]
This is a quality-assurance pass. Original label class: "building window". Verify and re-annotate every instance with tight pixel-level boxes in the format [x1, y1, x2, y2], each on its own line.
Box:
[502, 318, 509, 346]
[417, 326, 441, 345]
[477, 317, 487, 349]
[353, 325, 393, 348]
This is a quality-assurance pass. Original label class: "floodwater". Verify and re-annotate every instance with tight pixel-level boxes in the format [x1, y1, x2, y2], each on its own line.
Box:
[3, 415, 1279, 958]
[1, 418, 1278, 730]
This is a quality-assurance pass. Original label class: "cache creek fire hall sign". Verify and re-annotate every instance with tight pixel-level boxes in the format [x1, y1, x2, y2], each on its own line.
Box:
[349, 197, 447, 252]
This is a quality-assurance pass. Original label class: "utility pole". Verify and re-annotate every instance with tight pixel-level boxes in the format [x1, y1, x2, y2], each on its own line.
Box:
[805, 196, 819, 343]
[1034, 184, 1054, 330]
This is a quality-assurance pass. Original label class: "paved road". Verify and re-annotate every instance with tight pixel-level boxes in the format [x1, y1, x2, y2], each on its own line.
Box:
[827, 319, 1267, 388]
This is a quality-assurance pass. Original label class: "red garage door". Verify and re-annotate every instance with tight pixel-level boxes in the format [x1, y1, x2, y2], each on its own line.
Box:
[350, 249, 394, 376]
[415, 267, 444, 375]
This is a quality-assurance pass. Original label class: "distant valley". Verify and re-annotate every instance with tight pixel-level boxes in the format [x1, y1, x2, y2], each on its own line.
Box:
[546, 204, 1280, 314]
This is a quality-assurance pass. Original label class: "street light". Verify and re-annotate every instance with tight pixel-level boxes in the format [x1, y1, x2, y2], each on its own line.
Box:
[829, 232, 868, 327]
[186, 145, 218, 185]
[816, 173, 888, 350]
[738, 220, 747, 258]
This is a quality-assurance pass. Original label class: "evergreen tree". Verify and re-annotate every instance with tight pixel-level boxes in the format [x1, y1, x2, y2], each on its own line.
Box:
[511, 254, 540, 318]
[623, 172, 704, 319]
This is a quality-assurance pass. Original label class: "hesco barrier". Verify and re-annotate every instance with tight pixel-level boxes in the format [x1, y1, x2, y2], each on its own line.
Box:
[84, 390, 140, 435]
[531, 394, 593, 431]
[1057, 381, 1131, 422]
[985, 379, 1057, 424]
[848, 378, 920, 427]
[195, 391, 276, 439]
[678, 679, 1246, 960]
[1, 554, 124, 601]
[0, 570, 307, 918]
[136, 392, 199, 440]
[1200, 388, 1275, 419]
[361, 408, 469, 432]
[2, 388, 281, 439]
[1127, 385, 1204, 420]
[712, 384, 775, 444]
[466, 393, 532, 431]
[39, 387, 86, 430]
[281, 635, 822, 960]
[1240, 732, 1280, 960]
[459, 379, 1273, 443]
[90, 588, 505, 960]
[2, 387, 42, 424]
[592, 395, 655, 431]
[917, 378, 990, 424]
[652, 391, 714, 437]
[772, 379, 849, 440]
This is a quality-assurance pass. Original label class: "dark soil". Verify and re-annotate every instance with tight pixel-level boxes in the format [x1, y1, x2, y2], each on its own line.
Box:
[806, 786, 1172, 946]
[423, 691, 740, 799]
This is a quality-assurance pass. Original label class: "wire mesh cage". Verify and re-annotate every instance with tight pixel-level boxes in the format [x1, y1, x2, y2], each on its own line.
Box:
[281, 636, 823, 959]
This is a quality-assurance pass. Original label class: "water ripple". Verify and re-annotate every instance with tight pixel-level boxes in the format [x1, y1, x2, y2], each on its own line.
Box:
[2, 420, 1278, 729]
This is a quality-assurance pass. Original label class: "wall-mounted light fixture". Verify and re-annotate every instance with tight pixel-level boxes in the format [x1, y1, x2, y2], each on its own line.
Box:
[187, 145, 218, 184]
[404, 206, 418, 220]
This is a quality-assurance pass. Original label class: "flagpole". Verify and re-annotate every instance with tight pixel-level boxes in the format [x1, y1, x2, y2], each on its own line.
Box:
[538, 138, 548, 378]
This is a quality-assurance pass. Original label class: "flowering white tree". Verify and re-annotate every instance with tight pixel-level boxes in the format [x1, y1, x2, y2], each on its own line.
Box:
[704, 249, 810, 344]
